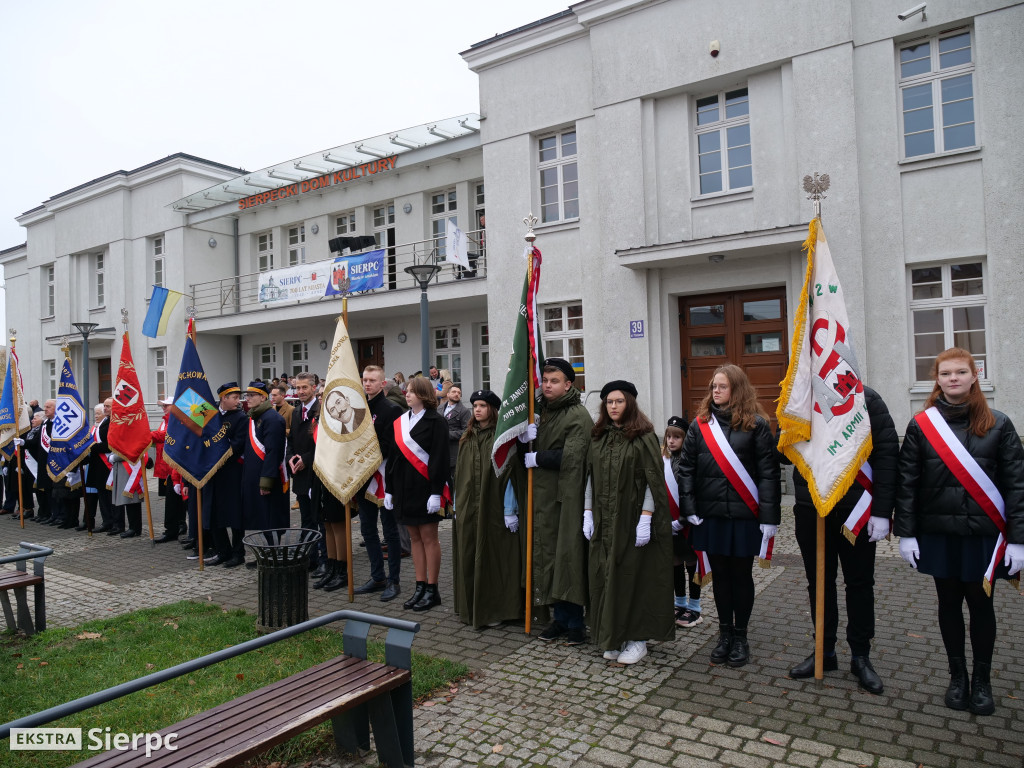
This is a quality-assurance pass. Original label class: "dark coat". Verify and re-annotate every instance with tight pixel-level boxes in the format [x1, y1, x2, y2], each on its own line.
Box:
[287, 399, 320, 497]
[788, 386, 899, 519]
[25, 419, 53, 492]
[676, 405, 781, 525]
[209, 408, 248, 529]
[439, 400, 471, 469]
[385, 408, 449, 526]
[241, 404, 289, 530]
[85, 417, 110, 491]
[894, 400, 1024, 542]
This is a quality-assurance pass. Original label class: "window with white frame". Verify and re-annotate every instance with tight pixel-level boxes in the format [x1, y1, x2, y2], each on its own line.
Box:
[372, 203, 394, 248]
[255, 344, 277, 381]
[287, 225, 305, 266]
[899, 28, 976, 159]
[153, 348, 167, 401]
[542, 302, 585, 391]
[430, 189, 457, 260]
[474, 182, 486, 257]
[910, 261, 987, 382]
[286, 340, 308, 376]
[43, 264, 55, 317]
[538, 128, 579, 223]
[695, 87, 752, 195]
[46, 360, 57, 399]
[257, 231, 274, 272]
[478, 323, 490, 390]
[433, 326, 461, 385]
[335, 211, 356, 236]
[152, 236, 165, 288]
[93, 252, 105, 307]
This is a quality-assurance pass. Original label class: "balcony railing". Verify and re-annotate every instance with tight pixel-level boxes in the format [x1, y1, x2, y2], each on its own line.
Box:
[189, 230, 487, 319]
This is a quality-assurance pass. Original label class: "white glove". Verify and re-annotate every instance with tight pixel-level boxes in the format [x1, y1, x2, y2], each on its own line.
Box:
[383, 493, 394, 510]
[1004, 543, 1024, 576]
[582, 509, 594, 541]
[867, 517, 890, 543]
[427, 494, 441, 515]
[686, 514, 703, 526]
[518, 423, 538, 443]
[504, 514, 519, 533]
[524, 452, 539, 469]
[671, 519, 684, 535]
[899, 537, 920, 569]
[108, 453, 118, 464]
[635, 514, 652, 547]
[13, 438, 24, 447]
[173, 483, 182, 496]
[759, 524, 778, 539]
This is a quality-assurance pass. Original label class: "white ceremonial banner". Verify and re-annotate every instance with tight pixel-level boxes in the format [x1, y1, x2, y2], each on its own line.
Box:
[257, 259, 331, 305]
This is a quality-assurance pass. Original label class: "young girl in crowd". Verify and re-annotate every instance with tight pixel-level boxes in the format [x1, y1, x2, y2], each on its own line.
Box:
[663, 416, 703, 627]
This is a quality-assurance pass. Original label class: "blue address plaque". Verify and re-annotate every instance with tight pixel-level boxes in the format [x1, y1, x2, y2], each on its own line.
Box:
[629, 320, 645, 339]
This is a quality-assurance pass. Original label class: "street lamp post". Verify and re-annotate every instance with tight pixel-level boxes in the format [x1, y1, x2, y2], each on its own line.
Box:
[72, 322, 100, 408]
[404, 264, 441, 375]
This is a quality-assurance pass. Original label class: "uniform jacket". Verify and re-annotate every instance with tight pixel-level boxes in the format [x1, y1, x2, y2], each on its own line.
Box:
[894, 399, 1024, 542]
[242, 402, 289, 530]
[25, 419, 53, 492]
[209, 407, 249, 529]
[287, 398, 320, 497]
[439, 400, 471, 468]
[385, 408, 449, 521]
[85, 417, 110, 491]
[151, 413, 171, 480]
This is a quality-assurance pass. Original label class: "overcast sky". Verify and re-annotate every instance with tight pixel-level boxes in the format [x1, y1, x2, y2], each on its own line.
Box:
[0, 0, 570, 250]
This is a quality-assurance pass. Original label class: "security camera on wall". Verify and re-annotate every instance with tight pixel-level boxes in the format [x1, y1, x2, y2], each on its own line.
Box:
[898, 3, 926, 21]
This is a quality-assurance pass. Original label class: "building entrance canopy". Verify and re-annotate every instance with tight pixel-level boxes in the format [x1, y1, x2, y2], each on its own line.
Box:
[168, 114, 481, 213]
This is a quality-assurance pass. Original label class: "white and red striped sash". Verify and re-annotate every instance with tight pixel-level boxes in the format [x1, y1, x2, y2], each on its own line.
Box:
[249, 417, 289, 491]
[107, 460, 143, 496]
[699, 416, 773, 565]
[90, 425, 113, 469]
[365, 464, 386, 505]
[663, 456, 680, 521]
[841, 462, 873, 543]
[40, 425, 51, 453]
[915, 407, 1014, 593]
[394, 413, 453, 506]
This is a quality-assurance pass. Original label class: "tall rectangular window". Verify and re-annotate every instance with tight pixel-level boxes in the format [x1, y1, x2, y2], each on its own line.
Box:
[287, 340, 308, 376]
[538, 128, 579, 223]
[93, 253, 105, 307]
[478, 323, 490, 390]
[899, 29, 976, 158]
[335, 211, 356, 235]
[255, 344, 277, 381]
[430, 189, 457, 260]
[433, 326, 461, 385]
[153, 348, 167, 401]
[152, 237, 165, 288]
[43, 264, 55, 317]
[542, 302, 585, 390]
[287, 225, 305, 266]
[373, 204, 395, 248]
[257, 231, 274, 272]
[910, 261, 987, 381]
[695, 87, 752, 195]
[46, 360, 57, 399]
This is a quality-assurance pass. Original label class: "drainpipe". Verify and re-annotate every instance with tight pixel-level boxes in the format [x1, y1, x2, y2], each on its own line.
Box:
[234, 218, 242, 381]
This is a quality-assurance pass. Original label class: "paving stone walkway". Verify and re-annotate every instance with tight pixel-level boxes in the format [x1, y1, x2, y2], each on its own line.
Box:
[2, 493, 1021, 768]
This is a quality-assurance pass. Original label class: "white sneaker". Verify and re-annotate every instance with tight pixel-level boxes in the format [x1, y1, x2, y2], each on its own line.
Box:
[603, 648, 620, 660]
[618, 640, 647, 665]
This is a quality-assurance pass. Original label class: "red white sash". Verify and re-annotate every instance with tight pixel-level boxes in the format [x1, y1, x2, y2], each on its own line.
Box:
[699, 415, 773, 565]
[107, 460, 143, 496]
[394, 412, 453, 507]
[40, 424, 51, 453]
[249, 418, 289, 492]
[915, 407, 1014, 594]
[694, 550, 712, 587]
[663, 456, 679, 522]
[841, 462, 873, 544]
[365, 463, 386, 505]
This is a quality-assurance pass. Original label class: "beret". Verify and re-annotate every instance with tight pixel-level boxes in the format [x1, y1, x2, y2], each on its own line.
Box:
[469, 389, 501, 410]
[600, 380, 638, 401]
[543, 357, 575, 382]
[666, 415, 687, 431]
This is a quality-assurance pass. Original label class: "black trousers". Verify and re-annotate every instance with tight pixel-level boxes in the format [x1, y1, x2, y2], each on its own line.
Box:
[160, 478, 186, 536]
[213, 527, 245, 559]
[793, 505, 877, 657]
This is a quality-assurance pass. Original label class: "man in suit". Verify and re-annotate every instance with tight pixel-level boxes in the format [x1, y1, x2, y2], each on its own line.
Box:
[438, 385, 470, 476]
[26, 401, 55, 525]
[287, 371, 325, 569]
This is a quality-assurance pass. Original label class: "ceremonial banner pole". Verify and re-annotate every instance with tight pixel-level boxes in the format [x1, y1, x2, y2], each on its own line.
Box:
[524, 216, 538, 635]
[342, 294, 354, 603]
[197, 489, 205, 572]
[11, 333, 26, 529]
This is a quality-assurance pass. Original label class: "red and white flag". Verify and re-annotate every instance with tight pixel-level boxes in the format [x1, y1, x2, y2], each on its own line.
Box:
[108, 332, 152, 463]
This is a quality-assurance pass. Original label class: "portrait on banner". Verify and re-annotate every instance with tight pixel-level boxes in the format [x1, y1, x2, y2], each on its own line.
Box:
[319, 379, 368, 439]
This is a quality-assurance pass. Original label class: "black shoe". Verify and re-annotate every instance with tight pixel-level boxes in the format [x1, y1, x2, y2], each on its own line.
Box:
[790, 652, 839, 679]
[403, 581, 426, 609]
[245, 560, 258, 570]
[75, 525, 89, 532]
[313, 560, 338, 589]
[203, 554, 224, 566]
[944, 657, 969, 710]
[47, 517, 63, 525]
[380, 581, 401, 602]
[539, 621, 568, 642]
[727, 632, 750, 668]
[120, 529, 140, 539]
[565, 627, 587, 646]
[411, 584, 441, 612]
[311, 559, 331, 579]
[353, 578, 387, 595]
[107, 528, 125, 536]
[710, 625, 733, 664]
[59, 521, 78, 529]
[308, 558, 324, 573]
[222, 557, 245, 568]
[969, 661, 994, 715]
[180, 539, 196, 549]
[153, 534, 176, 544]
[849, 656, 883, 694]
[322, 569, 349, 592]
[94, 524, 113, 533]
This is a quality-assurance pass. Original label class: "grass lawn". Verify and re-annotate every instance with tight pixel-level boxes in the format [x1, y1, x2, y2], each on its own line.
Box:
[1, 600, 467, 768]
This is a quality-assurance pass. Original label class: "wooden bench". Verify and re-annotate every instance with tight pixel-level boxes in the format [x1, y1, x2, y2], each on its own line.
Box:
[0, 610, 421, 768]
[0, 542, 53, 636]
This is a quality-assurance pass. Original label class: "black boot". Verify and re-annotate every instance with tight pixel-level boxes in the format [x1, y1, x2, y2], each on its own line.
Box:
[727, 628, 750, 668]
[412, 583, 441, 612]
[403, 581, 426, 610]
[944, 657, 970, 711]
[322, 563, 349, 592]
[313, 559, 337, 589]
[969, 661, 995, 715]
[310, 558, 330, 579]
[710, 624, 733, 664]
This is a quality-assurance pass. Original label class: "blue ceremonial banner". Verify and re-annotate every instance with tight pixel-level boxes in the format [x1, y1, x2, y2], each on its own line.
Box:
[162, 331, 231, 489]
[46, 356, 93, 486]
[324, 249, 385, 296]
[0, 350, 31, 461]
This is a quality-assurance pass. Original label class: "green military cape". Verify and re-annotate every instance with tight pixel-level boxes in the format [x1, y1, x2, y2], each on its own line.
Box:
[587, 427, 674, 650]
[511, 387, 593, 614]
[452, 423, 523, 629]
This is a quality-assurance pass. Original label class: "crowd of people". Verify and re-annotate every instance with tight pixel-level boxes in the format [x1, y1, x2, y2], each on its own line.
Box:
[2, 348, 1020, 716]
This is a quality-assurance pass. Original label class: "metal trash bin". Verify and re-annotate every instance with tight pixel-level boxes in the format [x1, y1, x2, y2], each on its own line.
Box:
[243, 528, 323, 634]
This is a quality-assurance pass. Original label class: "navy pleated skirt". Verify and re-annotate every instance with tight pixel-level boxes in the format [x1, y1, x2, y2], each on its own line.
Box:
[691, 517, 762, 558]
[918, 532, 1010, 582]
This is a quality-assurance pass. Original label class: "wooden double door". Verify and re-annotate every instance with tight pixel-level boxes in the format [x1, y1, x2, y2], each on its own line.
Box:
[356, 337, 384, 375]
[678, 288, 788, 428]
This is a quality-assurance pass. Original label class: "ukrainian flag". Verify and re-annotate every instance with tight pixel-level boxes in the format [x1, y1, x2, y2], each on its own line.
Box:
[141, 286, 184, 337]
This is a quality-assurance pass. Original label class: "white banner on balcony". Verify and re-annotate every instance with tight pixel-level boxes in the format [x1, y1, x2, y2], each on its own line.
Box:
[257, 260, 331, 305]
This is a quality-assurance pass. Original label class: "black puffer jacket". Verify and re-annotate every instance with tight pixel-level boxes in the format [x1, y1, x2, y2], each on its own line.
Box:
[787, 386, 899, 519]
[894, 400, 1024, 542]
[675, 405, 781, 524]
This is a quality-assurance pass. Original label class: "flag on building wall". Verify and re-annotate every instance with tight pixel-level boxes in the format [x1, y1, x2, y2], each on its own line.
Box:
[46, 353, 92, 486]
[445, 219, 471, 269]
[313, 315, 382, 504]
[491, 245, 544, 474]
[163, 326, 231, 488]
[777, 218, 872, 515]
[0, 347, 31, 461]
[141, 286, 184, 337]
[108, 332, 153, 464]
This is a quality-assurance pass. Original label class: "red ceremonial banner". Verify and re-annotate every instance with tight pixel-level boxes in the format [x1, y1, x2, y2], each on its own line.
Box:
[108, 332, 153, 463]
